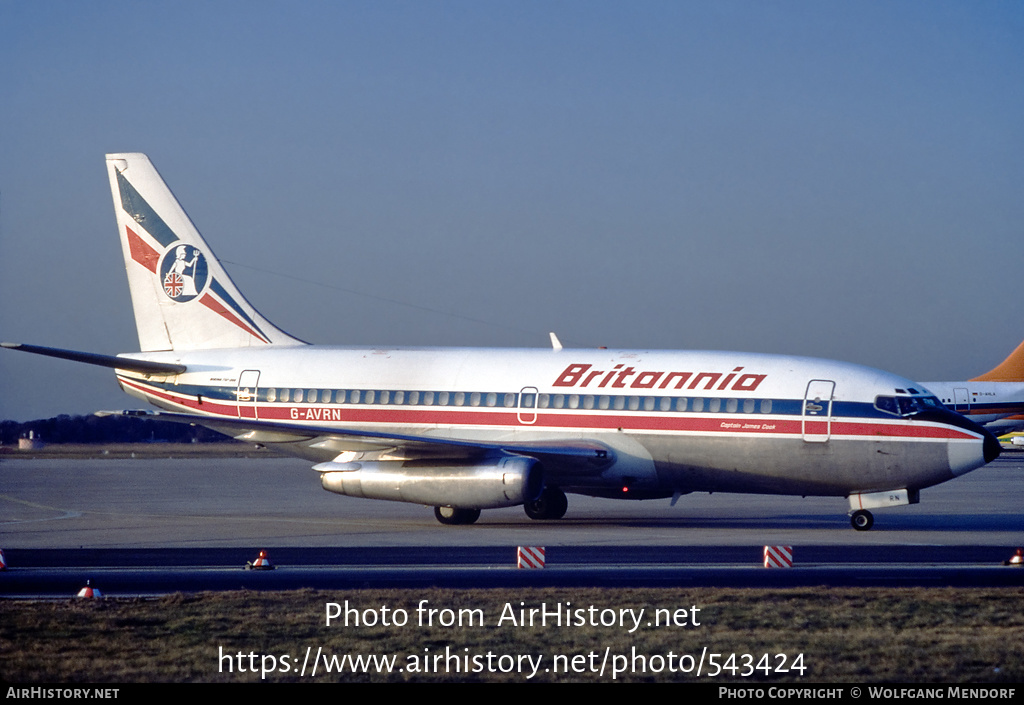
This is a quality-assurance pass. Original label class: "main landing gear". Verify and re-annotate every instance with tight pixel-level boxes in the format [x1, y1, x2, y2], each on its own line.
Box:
[850, 509, 874, 531]
[524, 486, 568, 520]
[433, 506, 481, 525]
[433, 486, 569, 525]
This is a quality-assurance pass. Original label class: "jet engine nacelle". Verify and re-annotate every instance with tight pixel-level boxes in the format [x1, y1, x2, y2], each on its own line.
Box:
[316, 456, 543, 509]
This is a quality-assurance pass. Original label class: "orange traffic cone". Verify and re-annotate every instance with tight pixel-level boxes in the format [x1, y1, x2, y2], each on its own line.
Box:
[77, 580, 102, 598]
[246, 550, 274, 570]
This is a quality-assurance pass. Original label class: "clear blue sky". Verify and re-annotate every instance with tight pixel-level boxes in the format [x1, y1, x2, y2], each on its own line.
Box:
[2, 1, 1022, 421]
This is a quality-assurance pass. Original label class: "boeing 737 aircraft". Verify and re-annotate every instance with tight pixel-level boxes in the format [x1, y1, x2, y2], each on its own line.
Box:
[1, 153, 1001, 531]
[922, 340, 1024, 434]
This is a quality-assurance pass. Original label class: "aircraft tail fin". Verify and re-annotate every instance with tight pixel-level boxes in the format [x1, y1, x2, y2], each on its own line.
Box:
[106, 153, 305, 352]
[971, 339, 1024, 382]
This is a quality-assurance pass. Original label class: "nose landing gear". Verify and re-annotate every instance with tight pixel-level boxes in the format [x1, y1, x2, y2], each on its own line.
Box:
[850, 509, 874, 531]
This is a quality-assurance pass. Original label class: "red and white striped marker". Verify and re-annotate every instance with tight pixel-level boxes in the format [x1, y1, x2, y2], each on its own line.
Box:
[0, 548, 6, 571]
[517, 546, 546, 569]
[248, 550, 274, 570]
[763, 546, 793, 568]
[1007, 549, 1023, 566]
[77, 580, 102, 598]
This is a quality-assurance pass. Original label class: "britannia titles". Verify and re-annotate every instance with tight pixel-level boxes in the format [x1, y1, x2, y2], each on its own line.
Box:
[553, 363, 767, 392]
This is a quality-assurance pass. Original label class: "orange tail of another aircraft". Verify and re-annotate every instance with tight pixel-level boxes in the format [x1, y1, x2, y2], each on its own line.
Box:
[971, 339, 1024, 382]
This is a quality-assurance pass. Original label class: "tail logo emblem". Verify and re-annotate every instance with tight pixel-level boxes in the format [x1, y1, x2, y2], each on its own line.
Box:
[159, 244, 208, 302]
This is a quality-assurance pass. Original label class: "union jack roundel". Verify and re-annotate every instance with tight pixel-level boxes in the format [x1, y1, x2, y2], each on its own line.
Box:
[163, 271, 185, 298]
[157, 244, 209, 302]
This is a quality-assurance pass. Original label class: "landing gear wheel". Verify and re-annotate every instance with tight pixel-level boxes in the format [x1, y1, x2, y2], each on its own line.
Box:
[850, 509, 874, 531]
[524, 486, 568, 520]
[434, 506, 481, 525]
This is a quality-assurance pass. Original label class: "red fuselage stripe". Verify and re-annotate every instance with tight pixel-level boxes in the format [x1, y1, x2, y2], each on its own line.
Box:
[118, 377, 979, 441]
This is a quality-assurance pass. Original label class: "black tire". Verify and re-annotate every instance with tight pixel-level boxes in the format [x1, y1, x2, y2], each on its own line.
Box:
[434, 506, 481, 525]
[850, 509, 874, 531]
[524, 487, 568, 520]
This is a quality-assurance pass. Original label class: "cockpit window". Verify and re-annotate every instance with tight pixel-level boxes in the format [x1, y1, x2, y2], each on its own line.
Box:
[875, 395, 943, 417]
[875, 396, 899, 415]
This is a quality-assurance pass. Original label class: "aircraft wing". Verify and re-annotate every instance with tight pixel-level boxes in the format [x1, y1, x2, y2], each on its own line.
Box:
[105, 409, 615, 476]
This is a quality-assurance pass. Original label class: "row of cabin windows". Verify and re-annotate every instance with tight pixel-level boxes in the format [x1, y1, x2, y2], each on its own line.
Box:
[258, 388, 772, 414]
[533, 394, 771, 414]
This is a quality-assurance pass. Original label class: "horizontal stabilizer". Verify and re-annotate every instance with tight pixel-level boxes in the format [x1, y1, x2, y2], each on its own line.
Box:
[1, 342, 186, 375]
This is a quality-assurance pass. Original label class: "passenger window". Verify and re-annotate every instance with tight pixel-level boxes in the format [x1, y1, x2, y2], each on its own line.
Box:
[470, 392, 481, 407]
[692, 398, 704, 412]
[599, 395, 611, 410]
[726, 398, 738, 413]
[643, 397, 656, 411]
[628, 396, 640, 411]
[486, 392, 497, 407]
[743, 399, 755, 413]
[760, 399, 772, 414]
[293, 389, 303, 403]
[568, 394, 580, 409]
[364, 390, 376, 404]
[438, 391, 450, 405]
[709, 398, 721, 413]
[583, 395, 595, 410]
[676, 398, 688, 412]
[659, 397, 672, 412]
[267, 388, 277, 402]
[307, 389, 317, 403]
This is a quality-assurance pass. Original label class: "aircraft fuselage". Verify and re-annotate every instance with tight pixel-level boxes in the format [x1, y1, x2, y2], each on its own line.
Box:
[115, 346, 993, 500]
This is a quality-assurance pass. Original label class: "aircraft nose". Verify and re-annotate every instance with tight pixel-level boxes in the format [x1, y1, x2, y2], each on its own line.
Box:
[943, 411, 1000, 476]
[983, 429, 1002, 464]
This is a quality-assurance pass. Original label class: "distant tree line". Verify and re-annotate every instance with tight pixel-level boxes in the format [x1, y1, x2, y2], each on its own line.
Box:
[0, 414, 232, 445]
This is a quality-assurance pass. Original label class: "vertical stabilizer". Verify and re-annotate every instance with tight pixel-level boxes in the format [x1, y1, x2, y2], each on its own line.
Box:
[971, 338, 1024, 382]
[106, 153, 305, 352]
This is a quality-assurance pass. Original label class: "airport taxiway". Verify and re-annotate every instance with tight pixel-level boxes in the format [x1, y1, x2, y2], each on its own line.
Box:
[2, 452, 1022, 549]
[1, 451, 1022, 592]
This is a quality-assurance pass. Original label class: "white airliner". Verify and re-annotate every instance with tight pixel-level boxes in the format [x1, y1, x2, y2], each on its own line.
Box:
[922, 340, 1024, 434]
[1, 153, 1001, 531]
